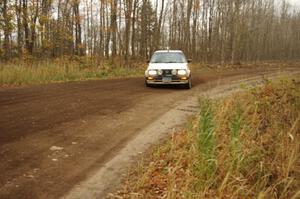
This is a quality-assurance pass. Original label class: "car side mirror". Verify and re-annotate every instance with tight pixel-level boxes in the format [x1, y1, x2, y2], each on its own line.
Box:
[187, 59, 192, 63]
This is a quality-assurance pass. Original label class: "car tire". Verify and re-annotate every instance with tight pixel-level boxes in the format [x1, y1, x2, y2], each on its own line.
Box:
[184, 78, 192, 89]
[145, 80, 150, 87]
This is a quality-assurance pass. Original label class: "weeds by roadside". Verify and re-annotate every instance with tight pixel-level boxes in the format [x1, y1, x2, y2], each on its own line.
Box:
[114, 78, 300, 199]
[0, 57, 145, 86]
[1, 60, 299, 87]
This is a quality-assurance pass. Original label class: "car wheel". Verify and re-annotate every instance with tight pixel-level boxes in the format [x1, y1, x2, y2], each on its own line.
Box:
[145, 80, 150, 87]
[185, 79, 192, 89]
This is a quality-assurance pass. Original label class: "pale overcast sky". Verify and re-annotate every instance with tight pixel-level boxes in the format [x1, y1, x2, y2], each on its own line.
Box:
[289, 0, 300, 7]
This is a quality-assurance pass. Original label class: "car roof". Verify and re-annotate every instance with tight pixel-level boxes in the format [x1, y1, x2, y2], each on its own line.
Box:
[154, 50, 183, 53]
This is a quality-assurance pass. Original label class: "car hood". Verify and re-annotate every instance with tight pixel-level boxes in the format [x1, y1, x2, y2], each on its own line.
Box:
[147, 63, 188, 70]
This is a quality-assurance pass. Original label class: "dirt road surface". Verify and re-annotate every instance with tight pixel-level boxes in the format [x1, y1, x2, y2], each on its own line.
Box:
[0, 66, 298, 199]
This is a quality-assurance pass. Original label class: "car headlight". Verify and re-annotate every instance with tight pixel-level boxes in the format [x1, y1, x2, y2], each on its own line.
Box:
[148, 70, 157, 76]
[177, 69, 187, 76]
[171, 69, 177, 75]
[157, 69, 163, 75]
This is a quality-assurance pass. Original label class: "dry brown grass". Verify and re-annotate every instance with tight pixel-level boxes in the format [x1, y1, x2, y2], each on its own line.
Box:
[114, 78, 300, 199]
[0, 57, 146, 86]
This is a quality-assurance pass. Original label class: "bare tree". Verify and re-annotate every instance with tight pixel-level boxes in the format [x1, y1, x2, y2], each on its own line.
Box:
[1, 0, 300, 63]
[73, 0, 83, 56]
[1, 0, 11, 59]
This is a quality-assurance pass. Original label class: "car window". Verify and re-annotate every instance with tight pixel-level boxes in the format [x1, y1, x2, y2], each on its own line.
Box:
[150, 52, 187, 63]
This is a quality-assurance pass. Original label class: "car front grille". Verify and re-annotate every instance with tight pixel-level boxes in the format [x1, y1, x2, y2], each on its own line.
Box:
[162, 70, 172, 76]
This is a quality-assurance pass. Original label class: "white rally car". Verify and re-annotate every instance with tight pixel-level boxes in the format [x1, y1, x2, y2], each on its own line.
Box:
[145, 50, 192, 89]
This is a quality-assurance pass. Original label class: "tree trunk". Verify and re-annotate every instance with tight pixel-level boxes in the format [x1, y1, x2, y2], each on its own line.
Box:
[131, 0, 138, 57]
[15, 0, 23, 57]
[73, 0, 83, 56]
[184, 0, 193, 54]
[111, 0, 118, 57]
[125, 0, 133, 61]
[22, 0, 31, 54]
[29, 0, 39, 55]
[3, 0, 11, 59]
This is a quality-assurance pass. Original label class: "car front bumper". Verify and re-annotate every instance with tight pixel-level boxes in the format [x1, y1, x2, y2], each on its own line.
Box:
[145, 76, 190, 85]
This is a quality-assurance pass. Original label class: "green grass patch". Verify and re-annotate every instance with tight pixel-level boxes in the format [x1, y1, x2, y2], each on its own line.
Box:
[195, 99, 217, 189]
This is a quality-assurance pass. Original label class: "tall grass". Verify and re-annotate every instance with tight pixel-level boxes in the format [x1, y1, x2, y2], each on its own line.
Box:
[0, 58, 145, 86]
[116, 78, 300, 199]
[196, 99, 216, 188]
[229, 104, 243, 170]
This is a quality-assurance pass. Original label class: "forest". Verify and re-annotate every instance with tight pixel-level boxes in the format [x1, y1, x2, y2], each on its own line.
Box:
[0, 0, 300, 64]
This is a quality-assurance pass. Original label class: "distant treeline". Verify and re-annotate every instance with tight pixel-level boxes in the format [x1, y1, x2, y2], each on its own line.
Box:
[0, 0, 300, 63]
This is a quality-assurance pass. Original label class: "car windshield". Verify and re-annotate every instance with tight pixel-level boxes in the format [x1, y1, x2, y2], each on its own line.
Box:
[150, 52, 187, 63]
